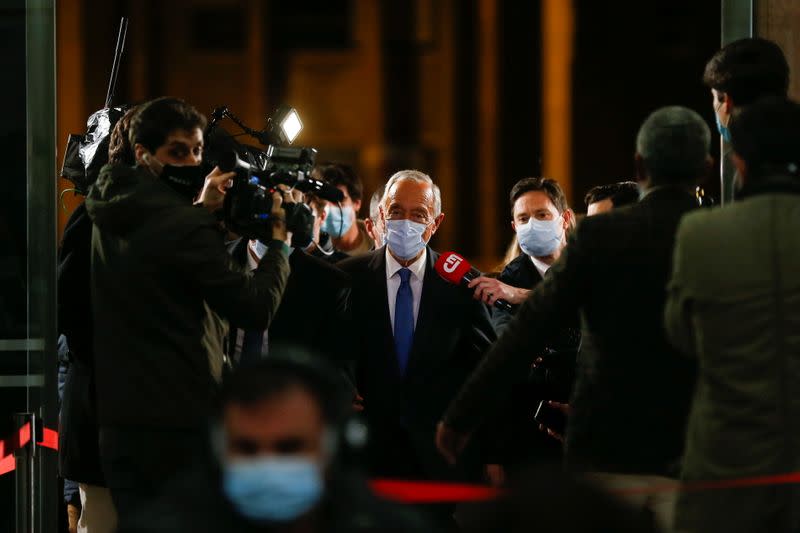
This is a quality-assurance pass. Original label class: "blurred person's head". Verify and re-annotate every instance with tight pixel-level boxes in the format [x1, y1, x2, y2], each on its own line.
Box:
[107, 106, 138, 165]
[380, 170, 444, 266]
[584, 181, 639, 216]
[213, 348, 351, 525]
[364, 184, 386, 247]
[635, 106, 712, 191]
[704, 38, 789, 142]
[129, 97, 206, 167]
[729, 97, 800, 188]
[314, 163, 363, 241]
[508, 177, 574, 264]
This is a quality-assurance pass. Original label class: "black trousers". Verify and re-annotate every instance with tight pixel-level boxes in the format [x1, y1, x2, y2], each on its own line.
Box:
[99, 426, 203, 526]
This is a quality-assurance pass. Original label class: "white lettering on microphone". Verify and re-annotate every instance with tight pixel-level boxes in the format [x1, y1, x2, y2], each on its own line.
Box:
[443, 254, 462, 274]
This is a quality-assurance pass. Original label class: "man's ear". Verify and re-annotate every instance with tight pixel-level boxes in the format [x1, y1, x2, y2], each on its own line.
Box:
[562, 209, 575, 231]
[318, 204, 328, 223]
[352, 199, 362, 216]
[430, 213, 445, 234]
[134, 143, 148, 164]
[723, 93, 734, 115]
[510, 220, 517, 233]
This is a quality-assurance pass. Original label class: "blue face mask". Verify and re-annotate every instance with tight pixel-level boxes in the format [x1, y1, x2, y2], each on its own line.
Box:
[516, 215, 564, 258]
[715, 113, 732, 143]
[223, 456, 324, 523]
[322, 205, 355, 238]
[385, 219, 429, 260]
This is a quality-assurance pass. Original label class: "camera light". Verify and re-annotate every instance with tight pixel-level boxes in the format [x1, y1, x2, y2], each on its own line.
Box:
[280, 110, 303, 144]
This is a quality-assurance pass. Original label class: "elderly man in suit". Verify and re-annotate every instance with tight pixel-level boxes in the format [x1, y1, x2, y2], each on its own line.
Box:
[437, 106, 710, 531]
[338, 170, 496, 490]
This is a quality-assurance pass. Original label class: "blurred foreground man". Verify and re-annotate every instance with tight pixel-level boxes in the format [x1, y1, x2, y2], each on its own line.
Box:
[437, 106, 710, 531]
[120, 351, 431, 532]
[666, 98, 800, 532]
[86, 97, 290, 523]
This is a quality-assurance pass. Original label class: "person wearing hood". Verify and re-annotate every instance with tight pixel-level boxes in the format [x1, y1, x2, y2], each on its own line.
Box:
[85, 97, 291, 526]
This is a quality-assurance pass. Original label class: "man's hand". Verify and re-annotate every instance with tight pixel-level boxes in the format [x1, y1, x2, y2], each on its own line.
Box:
[197, 166, 235, 213]
[435, 421, 471, 465]
[270, 191, 290, 244]
[538, 401, 571, 443]
[67, 503, 80, 533]
[467, 276, 530, 307]
[352, 391, 365, 412]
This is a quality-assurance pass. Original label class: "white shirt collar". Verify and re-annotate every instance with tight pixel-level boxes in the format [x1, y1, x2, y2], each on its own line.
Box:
[530, 255, 551, 279]
[385, 247, 427, 281]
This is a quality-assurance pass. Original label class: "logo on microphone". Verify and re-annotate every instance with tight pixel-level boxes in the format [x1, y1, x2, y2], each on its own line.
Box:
[443, 253, 462, 274]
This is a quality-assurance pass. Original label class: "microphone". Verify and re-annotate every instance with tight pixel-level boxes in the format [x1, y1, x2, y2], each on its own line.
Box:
[434, 251, 513, 312]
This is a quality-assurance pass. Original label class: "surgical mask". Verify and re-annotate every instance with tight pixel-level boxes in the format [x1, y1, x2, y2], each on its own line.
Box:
[715, 114, 732, 143]
[516, 215, 564, 257]
[322, 205, 354, 238]
[385, 219, 429, 260]
[714, 101, 732, 143]
[223, 456, 324, 523]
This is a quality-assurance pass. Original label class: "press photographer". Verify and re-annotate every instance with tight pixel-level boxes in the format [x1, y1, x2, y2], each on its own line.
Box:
[85, 96, 291, 526]
[202, 106, 352, 369]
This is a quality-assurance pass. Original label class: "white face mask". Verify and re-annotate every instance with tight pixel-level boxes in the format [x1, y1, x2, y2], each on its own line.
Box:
[516, 215, 564, 257]
[384, 219, 429, 260]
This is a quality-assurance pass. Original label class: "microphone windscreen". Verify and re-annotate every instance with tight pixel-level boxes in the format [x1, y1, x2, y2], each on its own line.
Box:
[434, 252, 473, 285]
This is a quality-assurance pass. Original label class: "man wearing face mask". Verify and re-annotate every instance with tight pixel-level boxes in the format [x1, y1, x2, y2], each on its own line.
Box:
[438, 107, 710, 530]
[468, 178, 581, 473]
[314, 162, 374, 258]
[304, 193, 350, 263]
[86, 97, 291, 524]
[338, 170, 496, 525]
[703, 38, 789, 202]
[120, 350, 430, 533]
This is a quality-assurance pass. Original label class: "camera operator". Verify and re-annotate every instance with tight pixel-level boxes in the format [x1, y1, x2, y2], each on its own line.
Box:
[226, 186, 351, 368]
[85, 97, 291, 525]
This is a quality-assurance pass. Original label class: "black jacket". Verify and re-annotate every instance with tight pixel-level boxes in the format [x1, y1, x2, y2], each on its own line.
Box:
[338, 247, 496, 481]
[57, 203, 104, 484]
[119, 460, 434, 533]
[445, 187, 698, 476]
[229, 240, 351, 364]
[85, 164, 290, 429]
[491, 254, 580, 467]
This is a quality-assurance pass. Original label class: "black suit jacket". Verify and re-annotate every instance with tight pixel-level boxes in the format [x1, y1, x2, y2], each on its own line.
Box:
[491, 254, 580, 467]
[338, 246, 496, 481]
[229, 241, 351, 364]
[445, 187, 698, 476]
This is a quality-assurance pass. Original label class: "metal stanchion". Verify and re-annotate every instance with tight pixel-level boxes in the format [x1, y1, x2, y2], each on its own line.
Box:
[13, 413, 36, 532]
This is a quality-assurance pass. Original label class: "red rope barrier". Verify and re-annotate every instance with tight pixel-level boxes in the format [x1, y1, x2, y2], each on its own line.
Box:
[0, 422, 59, 477]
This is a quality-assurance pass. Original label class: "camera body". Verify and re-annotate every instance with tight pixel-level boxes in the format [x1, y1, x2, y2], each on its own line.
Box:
[220, 146, 319, 246]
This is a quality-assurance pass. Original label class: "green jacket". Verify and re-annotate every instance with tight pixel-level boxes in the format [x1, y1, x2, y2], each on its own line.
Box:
[665, 177, 800, 531]
[86, 163, 290, 429]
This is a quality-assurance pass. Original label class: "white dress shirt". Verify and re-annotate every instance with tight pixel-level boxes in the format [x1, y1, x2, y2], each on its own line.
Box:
[530, 255, 552, 279]
[386, 247, 427, 331]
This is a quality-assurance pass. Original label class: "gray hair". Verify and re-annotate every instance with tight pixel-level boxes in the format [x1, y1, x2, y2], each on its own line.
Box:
[382, 169, 442, 217]
[369, 184, 385, 222]
[635, 106, 711, 184]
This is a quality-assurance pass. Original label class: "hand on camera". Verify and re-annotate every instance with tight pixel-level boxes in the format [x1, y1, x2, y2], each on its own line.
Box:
[198, 166, 235, 213]
[538, 401, 571, 443]
[467, 276, 530, 306]
[270, 191, 290, 244]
